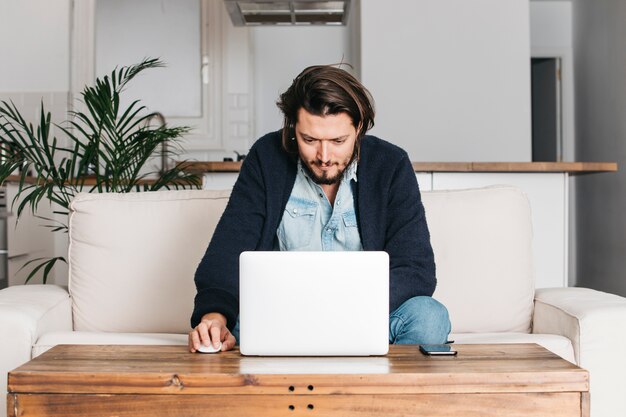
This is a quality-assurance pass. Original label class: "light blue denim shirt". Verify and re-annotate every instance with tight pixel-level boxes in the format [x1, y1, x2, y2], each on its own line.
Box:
[277, 159, 362, 251]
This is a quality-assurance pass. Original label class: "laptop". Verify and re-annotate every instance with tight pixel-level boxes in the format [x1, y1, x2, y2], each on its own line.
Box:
[239, 251, 389, 356]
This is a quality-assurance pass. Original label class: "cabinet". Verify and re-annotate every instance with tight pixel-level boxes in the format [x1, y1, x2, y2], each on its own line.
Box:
[202, 173, 239, 190]
[75, 0, 253, 156]
[416, 173, 433, 192]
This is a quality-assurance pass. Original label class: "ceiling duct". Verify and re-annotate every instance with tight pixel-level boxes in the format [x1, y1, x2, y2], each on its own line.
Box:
[224, 0, 350, 26]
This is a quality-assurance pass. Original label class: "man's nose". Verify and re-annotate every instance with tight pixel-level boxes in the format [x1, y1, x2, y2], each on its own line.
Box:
[318, 141, 330, 162]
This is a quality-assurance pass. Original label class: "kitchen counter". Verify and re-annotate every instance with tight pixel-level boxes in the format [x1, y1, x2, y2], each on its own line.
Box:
[2, 162, 616, 187]
[178, 161, 618, 175]
[191, 161, 617, 289]
[2, 175, 40, 184]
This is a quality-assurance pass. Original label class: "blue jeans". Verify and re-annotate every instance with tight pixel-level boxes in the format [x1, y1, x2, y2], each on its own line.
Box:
[231, 296, 450, 345]
[389, 296, 451, 345]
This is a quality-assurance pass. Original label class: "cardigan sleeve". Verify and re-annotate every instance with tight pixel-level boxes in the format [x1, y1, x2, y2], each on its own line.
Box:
[190, 145, 268, 330]
[385, 154, 436, 313]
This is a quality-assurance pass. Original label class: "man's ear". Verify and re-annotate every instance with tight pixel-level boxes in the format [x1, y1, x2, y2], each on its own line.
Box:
[355, 121, 364, 137]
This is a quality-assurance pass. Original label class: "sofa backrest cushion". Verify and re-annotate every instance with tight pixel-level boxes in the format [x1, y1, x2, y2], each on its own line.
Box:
[422, 186, 534, 333]
[68, 186, 534, 335]
[68, 190, 230, 333]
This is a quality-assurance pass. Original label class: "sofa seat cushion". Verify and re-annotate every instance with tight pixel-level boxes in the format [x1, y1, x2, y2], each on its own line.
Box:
[33, 331, 188, 358]
[449, 332, 575, 363]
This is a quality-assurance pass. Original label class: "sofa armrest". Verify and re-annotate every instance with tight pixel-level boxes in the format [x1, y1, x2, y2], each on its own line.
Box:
[0, 285, 72, 355]
[0, 283, 72, 354]
[0, 284, 72, 415]
[533, 287, 626, 417]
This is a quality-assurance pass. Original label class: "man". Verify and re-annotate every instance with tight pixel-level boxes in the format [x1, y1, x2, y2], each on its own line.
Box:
[189, 65, 450, 353]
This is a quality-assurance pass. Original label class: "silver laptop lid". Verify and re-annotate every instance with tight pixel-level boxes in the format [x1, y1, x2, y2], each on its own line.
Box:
[239, 251, 389, 356]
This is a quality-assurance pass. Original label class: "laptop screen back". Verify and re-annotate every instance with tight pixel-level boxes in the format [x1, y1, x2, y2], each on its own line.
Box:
[239, 251, 389, 356]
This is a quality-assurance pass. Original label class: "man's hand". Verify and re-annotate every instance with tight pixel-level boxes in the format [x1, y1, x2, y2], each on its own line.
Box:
[188, 312, 236, 353]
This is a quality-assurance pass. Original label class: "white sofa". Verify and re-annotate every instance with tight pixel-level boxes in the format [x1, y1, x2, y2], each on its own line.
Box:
[1, 186, 626, 417]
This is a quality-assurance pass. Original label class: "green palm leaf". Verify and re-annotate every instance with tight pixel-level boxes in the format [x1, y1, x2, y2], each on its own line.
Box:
[0, 58, 201, 283]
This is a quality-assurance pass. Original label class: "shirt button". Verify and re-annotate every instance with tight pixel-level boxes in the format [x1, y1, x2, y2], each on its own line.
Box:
[319, 193, 323, 198]
[293, 208, 298, 214]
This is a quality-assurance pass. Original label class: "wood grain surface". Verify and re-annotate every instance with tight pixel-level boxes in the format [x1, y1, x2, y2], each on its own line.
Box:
[412, 161, 617, 173]
[8, 344, 588, 395]
[9, 392, 583, 417]
[7, 344, 589, 417]
[176, 160, 617, 174]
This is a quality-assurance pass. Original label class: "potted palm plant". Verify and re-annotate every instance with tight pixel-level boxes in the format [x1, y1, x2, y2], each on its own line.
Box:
[0, 58, 201, 283]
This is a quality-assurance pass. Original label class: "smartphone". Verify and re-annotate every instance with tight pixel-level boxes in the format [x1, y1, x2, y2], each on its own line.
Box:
[419, 344, 457, 356]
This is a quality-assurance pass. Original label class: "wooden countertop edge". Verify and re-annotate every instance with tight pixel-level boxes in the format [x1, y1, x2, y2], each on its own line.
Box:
[2, 162, 617, 185]
[412, 162, 618, 174]
[177, 161, 243, 172]
[1, 175, 39, 184]
[1, 176, 200, 187]
[176, 161, 618, 174]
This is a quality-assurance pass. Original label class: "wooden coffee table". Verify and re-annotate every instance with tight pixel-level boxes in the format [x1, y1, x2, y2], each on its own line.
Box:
[7, 343, 588, 417]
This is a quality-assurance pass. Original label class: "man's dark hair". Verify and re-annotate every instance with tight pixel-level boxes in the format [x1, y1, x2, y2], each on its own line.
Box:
[276, 65, 375, 159]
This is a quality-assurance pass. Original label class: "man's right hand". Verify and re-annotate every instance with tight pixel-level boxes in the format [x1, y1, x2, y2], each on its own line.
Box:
[188, 312, 236, 353]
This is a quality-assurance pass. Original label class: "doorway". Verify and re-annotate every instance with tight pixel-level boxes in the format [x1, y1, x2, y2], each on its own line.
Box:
[531, 57, 562, 162]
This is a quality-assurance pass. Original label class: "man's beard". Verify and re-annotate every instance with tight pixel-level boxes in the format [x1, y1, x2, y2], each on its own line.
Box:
[301, 159, 348, 185]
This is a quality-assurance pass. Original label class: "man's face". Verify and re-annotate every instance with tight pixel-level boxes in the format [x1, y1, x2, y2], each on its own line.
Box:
[295, 108, 358, 185]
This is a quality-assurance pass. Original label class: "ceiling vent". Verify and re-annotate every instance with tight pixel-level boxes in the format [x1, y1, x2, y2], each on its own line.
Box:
[224, 1, 350, 26]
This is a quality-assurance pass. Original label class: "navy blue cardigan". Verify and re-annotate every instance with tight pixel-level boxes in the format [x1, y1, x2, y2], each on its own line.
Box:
[191, 131, 436, 330]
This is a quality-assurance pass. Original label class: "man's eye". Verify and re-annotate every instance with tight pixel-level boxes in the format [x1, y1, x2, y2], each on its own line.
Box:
[303, 138, 314, 143]
[334, 139, 346, 144]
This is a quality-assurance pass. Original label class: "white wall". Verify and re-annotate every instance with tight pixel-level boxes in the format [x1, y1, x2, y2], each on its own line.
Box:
[0, 0, 70, 92]
[0, 0, 71, 287]
[0, 0, 70, 130]
[360, 0, 532, 162]
[251, 26, 352, 139]
[531, 1, 573, 50]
